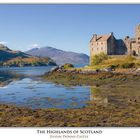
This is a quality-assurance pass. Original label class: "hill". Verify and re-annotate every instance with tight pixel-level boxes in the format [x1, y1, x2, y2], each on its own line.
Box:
[0, 44, 56, 67]
[0, 44, 29, 61]
[25, 46, 89, 65]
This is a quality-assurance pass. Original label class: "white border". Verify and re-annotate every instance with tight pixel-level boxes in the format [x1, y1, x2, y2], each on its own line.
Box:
[0, 1, 140, 140]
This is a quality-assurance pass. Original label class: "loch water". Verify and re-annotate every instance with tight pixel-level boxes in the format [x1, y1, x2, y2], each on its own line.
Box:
[0, 66, 90, 109]
[0, 66, 140, 109]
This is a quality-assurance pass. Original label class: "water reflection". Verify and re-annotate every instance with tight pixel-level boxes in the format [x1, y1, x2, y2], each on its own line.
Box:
[0, 66, 54, 76]
[0, 70, 24, 87]
[0, 71, 110, 109]
[0, 68, 90, 109]
[0, 66, 53, 88]
[90, 82, 140, 108]
[90, 86, 108, 104]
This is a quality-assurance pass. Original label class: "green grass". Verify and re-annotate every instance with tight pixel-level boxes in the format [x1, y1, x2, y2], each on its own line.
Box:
[91, 52, 108, 65]
[1, 57, 56, 67]
[63, 63, 74, 69]
[89, 54, 140, 70]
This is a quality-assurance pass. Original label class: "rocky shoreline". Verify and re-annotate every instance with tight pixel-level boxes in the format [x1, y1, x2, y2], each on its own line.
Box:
[47, 65, 112, 75]
[1, 94, 140, 127]
[47, 65, 140, 76]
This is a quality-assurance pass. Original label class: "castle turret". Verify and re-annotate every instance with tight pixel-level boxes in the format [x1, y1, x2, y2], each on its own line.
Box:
[93, 34, 97, 41]
[135, 24, 140, 42]
[135, 24, 140, 55]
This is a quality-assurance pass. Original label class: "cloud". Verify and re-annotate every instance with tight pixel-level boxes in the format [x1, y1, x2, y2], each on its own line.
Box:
[25, 43, 40, 51]
[31, 44, 39, 48]
[0, 41, 7, 45]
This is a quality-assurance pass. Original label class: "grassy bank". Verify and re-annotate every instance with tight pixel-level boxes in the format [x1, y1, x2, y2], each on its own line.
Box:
[88, 54, 140, 70]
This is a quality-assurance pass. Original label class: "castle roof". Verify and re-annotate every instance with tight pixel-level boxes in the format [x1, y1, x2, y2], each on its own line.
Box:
[96, 34, 111, 41]
[90, 33, 112, 42]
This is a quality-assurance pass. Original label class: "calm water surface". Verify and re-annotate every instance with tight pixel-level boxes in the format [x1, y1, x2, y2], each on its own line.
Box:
[0, 66, 139, 109]
[0, 66, 91, 109]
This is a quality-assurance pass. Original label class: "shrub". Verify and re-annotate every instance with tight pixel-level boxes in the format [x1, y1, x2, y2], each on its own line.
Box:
[109, 64, 119, 70]
[63, 63, 74, 69]
[91, 53, 108, 65]
[120, 62, 135, 68]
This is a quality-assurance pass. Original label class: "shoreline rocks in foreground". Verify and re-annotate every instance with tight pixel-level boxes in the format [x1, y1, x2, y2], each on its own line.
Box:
[47, 63, 140, 76]
[1, 96, 140, 127]
[47, 64, 112, 75]
[43, 64, 140, 87]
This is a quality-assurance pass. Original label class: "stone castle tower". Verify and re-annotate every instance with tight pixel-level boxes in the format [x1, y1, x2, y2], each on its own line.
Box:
[135, 24, 140, 54]
[136, 24, 140, 41]
[123, 24, 140, 56]
[89, 24, 140, 65]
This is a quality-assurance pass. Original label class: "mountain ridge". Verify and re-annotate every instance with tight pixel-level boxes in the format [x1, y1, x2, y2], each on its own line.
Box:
[0, 44, 30, 61]
[0, 44, 56, 67]
[26, 46, 89, 65]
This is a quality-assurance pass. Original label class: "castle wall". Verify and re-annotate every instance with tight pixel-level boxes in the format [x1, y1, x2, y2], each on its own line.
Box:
[123, 38, 131, 55]
[107, 36, 116, 55]
[135, 25, 140, 56]
[131, 42, 138, 55]
[90, 41, 107, 56]
[135, 25, 140, 42]
[89, 41, 107, 65]
[116, 39, 127, 55]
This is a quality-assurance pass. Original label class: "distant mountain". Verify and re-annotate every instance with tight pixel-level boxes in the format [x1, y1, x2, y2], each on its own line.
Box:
[0, 44, 56, 67]
[0, 44, 29, 61]
[25, 46, 89, 65]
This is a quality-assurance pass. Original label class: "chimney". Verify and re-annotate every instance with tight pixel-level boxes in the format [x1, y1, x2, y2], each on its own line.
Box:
[110, 32, 113, 36]
[93, 34, 97, 41]
[125, 36, 129, 40]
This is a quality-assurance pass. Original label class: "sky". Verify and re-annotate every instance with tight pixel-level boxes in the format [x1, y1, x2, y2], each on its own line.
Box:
[0, 4, 140, 55]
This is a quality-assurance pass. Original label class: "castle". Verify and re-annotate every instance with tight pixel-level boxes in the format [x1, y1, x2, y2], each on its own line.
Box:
[89, 24, 140, 64]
